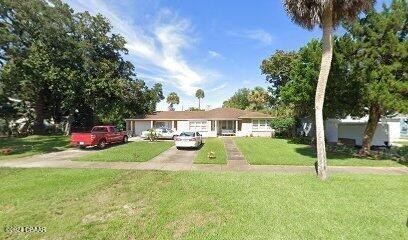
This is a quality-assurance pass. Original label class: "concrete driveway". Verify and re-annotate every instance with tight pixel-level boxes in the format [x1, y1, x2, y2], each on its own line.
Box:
[0, 145, 199, 171]
[0, 149, 95, 168]
[140, 146, 198, 171]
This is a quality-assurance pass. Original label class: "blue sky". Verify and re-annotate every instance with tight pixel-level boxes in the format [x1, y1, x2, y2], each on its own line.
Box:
[65, 0, 389, 111]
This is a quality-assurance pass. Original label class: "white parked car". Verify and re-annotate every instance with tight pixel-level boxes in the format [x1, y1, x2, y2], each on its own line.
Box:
[174, 132, 203, 149]
[141, 128, 178, 140]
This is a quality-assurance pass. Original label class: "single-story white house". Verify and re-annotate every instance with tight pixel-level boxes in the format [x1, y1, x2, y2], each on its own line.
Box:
[125, 108, 274, 137]
[325, 116, 401, 146]
[301, 116, 402, 146]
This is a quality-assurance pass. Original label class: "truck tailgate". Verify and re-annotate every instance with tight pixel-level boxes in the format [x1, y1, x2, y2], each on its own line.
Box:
[71, 133, 93, 146]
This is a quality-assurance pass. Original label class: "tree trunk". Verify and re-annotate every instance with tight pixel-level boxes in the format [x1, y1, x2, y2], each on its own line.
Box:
[315, 6, 333, 181]
[33, 97, 46, 134]
[64, 113, 74, 136]
[359, 104, 381, 156]
[198, 98, 201, 110]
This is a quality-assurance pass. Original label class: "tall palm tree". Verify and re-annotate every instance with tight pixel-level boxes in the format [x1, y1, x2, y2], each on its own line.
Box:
[284, 0, 373, 180]
[166, 92, 180, 111]
[195, 89, 205, 110]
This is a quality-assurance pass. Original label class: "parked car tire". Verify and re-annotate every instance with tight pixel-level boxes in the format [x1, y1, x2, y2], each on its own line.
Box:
[98, 140, 107, 149]
[123, 136, 128, 143]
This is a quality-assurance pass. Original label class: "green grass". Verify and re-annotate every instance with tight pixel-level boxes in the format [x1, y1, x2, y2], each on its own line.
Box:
[0, 168, 407, 239]
[75, 141, 174, 162]
[0, 135, 71, 160]
[194, 138, 227, 164]
[235, 137, 404, 167]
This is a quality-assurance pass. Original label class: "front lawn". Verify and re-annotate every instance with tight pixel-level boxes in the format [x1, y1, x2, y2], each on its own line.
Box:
[0, 135, 71, 160]
[235, 137, 404, 167]
[75, 141, 173, 162]
[194, 138, 227, 164]
[0, 168, 407, 239]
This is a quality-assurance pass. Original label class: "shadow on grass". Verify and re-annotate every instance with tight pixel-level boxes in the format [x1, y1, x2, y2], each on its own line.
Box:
[292, 141, 408, 166]
[294, 146, 359, 160]
[0, 135, 71, 157]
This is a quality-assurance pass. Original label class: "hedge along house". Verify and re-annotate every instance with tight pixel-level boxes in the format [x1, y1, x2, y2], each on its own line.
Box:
[125, 108, 274, 137]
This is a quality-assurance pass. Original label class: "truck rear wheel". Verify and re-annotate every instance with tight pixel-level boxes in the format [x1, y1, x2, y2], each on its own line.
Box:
[98, 140, 107, 149]
[123, 136, 128, 143]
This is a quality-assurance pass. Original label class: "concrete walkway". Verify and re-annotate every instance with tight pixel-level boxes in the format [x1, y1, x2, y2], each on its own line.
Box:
[0, 148, 407, 175]
[223, 138, 249, 170]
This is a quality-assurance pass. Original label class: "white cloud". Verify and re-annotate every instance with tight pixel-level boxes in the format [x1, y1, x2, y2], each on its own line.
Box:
[229, 28, 274, 46]
[65, 0, 216, 95]
[207, 83, 227, 93]
[208, 50, 224, 60]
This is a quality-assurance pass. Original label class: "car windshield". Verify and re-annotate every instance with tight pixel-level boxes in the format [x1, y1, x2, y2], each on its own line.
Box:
[180, 132, 194, 137]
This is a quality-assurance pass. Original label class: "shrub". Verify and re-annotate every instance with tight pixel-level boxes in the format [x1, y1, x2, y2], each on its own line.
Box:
[269, 116, 296, 137]
[147, 129, 158, 142]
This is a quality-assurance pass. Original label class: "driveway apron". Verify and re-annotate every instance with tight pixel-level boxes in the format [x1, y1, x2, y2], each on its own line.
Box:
[139, 146, 197, 171]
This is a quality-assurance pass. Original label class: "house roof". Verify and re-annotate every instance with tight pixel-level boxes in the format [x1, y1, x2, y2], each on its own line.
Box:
[238, 111, 274, 119]
[125, 108, 273, 121]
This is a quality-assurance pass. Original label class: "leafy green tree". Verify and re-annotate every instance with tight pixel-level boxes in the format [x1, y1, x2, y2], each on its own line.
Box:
[222, 88, 250, 110]
[0, 0, 77, 133]
[283, 0, 373, 180]
[147, 83, 164, 113]
[195, 89, 205, 110]
[344, 0, 408, 155]
[279, 39, 363, 119]
[0, 0, 165, 134]
[261, 50, 298, 104]
[248, 87, 269, 111]
[166, 92, 180, 111]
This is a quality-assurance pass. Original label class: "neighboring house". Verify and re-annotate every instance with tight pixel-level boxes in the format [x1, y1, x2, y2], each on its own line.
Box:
[301, 116, 402, 146]
[325, 117, 401, 146]
[125, 108, 274, 137]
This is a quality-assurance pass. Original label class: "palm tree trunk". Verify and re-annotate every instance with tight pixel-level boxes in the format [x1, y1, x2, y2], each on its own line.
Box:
[315, 6, 333, 181]
[359, 103, 381, 156]
[198, 98, 201, 110]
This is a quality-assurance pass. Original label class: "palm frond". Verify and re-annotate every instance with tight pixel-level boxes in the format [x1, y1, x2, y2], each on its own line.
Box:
[283, 0, 374, 29]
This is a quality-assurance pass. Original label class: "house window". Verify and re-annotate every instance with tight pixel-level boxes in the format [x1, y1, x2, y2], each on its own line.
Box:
[252, 119, 270, 131]
[189, 121, 207, 131]
[221, 121, 234, 130]
[154, 121, 166, 128]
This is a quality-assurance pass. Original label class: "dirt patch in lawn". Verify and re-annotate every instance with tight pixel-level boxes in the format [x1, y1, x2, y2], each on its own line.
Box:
[167, 212, 222, 238]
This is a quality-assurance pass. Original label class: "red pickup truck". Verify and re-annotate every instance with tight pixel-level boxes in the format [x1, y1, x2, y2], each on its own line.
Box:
[71, 126, 128, 149]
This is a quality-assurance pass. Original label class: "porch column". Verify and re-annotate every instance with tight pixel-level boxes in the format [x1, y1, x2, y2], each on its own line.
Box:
[130, 121, 134, 135]
[150, 120, 153, 128]
[126, 120, 129, 132]
[172, 120, 175, 130]
[235, 120, 238, 133]
[215, 120, 218, 135]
